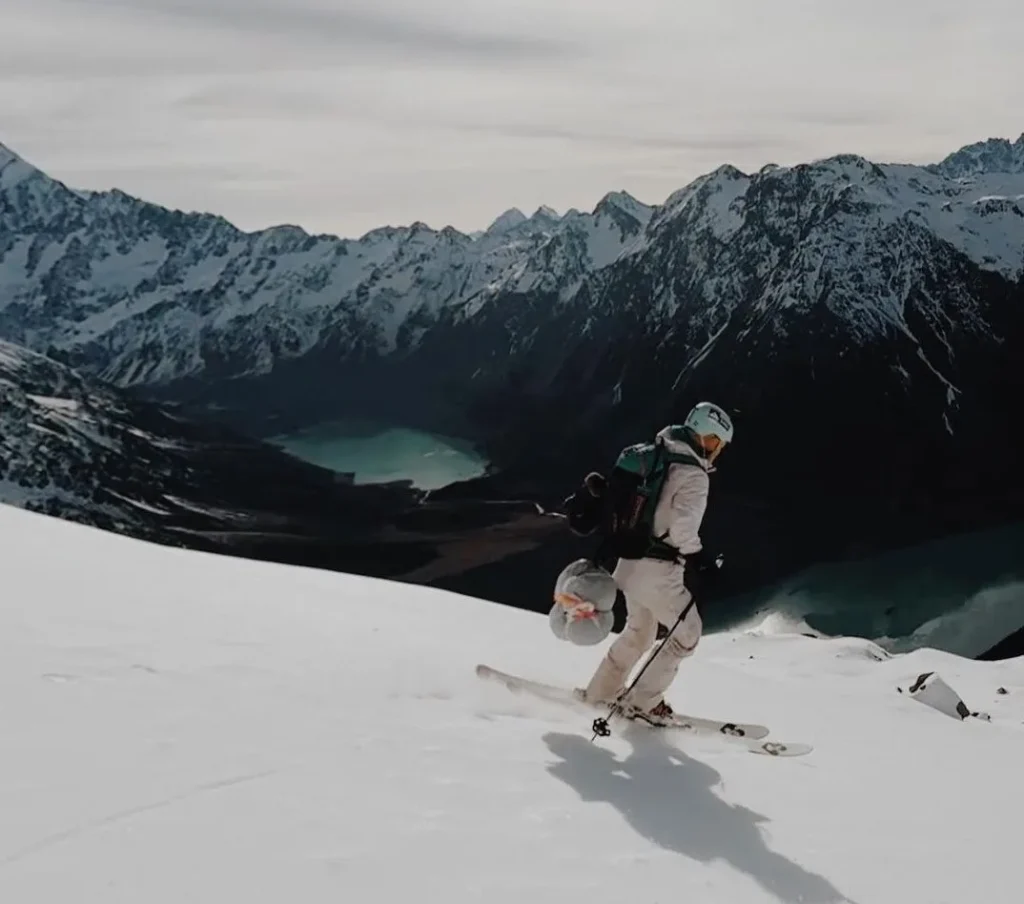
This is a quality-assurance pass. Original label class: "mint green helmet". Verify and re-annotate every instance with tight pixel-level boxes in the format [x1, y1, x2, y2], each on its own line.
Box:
[683, 401, 734, 444]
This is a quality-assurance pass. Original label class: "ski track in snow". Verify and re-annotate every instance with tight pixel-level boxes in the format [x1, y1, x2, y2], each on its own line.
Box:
[1, 770, 278, 868]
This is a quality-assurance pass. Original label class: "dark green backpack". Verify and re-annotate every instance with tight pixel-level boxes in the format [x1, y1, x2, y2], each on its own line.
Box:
[564, 437, 701, 562]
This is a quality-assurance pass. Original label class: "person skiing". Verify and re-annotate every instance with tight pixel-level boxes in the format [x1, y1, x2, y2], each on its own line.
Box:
[579, 401, 733, 724]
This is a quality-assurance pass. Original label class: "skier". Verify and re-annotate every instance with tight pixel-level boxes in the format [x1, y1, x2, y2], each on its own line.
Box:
[579, 401, 733, 724]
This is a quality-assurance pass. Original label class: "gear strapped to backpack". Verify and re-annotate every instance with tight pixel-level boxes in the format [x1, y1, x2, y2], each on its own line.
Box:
[563, 436, 701, 563]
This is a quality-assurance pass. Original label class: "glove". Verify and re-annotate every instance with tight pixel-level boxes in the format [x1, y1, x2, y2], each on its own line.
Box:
[682, 548, 723, 599]
[563, 472, 607, 537]
[686, 548, 724, 573]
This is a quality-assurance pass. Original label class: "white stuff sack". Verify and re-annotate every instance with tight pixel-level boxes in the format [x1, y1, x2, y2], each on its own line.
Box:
[549, 558, 617, 646]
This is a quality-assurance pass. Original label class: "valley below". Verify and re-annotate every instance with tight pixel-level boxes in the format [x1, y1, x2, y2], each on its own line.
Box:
[3, 132, 1024, 660]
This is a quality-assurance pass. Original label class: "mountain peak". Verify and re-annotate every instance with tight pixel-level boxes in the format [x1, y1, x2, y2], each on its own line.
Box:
[593, 190, 652, 223]
[532, 204, 560, 221]
[0, 141, 44, 191]
[595, 189, 636, 209]
[927, 133, 1024, 178]
[0, 140, 21, 163]
[710, 163, 747, 180]
[485, 207, 528, 235]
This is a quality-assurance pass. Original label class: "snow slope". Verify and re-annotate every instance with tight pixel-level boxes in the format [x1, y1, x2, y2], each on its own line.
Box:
[2, 504, 1022, 904]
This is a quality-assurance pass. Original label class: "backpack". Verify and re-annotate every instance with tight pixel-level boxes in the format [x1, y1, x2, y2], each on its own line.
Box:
[563, 436, 702, 562]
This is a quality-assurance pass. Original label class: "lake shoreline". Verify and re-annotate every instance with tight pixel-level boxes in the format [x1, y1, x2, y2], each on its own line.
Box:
[268, 418, 490, 491]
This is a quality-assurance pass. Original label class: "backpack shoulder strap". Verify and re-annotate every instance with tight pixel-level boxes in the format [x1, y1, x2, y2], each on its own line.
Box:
[642, 445, 706, 561]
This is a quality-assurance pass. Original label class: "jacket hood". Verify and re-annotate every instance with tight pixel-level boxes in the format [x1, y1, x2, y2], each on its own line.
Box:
[656, 424, 712, 471]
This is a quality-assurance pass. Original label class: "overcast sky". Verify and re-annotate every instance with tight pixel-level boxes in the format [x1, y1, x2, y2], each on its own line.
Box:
[3, 0, 1023, 238]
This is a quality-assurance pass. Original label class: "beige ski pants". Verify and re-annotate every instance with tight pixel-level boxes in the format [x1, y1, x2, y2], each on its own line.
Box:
[583, 557, 702, 712]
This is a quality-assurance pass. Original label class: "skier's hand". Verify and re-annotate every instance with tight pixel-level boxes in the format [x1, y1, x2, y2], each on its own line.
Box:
[683, 549, 723, 600]
[687, 548, 724, 573]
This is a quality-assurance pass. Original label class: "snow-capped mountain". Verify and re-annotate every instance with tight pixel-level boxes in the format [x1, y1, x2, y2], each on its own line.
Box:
[927, 134, 1024, 180]
[441, 134, 1024, 380]
[3, 135, 1021, 438]
[0, 140, 652, 408]
[3, 501, 1023, 902]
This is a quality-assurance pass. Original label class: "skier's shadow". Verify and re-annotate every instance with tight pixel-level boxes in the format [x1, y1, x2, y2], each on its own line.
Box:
[542, 728, 855, 904]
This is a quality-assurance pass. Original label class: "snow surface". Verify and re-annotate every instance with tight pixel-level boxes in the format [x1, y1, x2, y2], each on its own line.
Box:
[2, 503, 1023, 903]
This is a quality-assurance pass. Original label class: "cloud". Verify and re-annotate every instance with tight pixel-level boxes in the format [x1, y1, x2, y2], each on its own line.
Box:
[86, 0, 575, 64]
[435, 121, 804, 155]
[2, 0, 1023, 238]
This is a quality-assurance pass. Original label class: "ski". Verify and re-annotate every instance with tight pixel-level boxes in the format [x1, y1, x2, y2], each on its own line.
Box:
[476, 663, 767, 737]
[477, 664, 769, 737]
[475, 664, 811, 756]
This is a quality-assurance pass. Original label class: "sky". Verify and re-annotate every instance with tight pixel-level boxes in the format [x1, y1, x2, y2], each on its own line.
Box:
[2, 0, 1023, 238]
